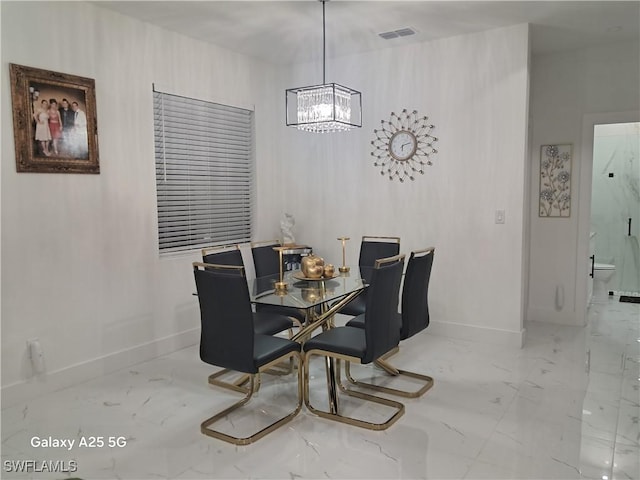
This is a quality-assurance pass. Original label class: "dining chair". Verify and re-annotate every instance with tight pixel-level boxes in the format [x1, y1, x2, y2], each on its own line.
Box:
[202, 244, 244, 267]
[201, 245, 298, 336]
[250, 240, 307, 324]
[302, 254, 406, 430]
[345, 247, 435, 398]
[200, 246, 298, 391]
[250, 239, 282, 278]
[193, 262, 303, 445]
[338, 236, 401, 317]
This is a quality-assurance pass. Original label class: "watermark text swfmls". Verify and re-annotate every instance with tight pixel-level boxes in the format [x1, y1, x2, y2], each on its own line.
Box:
[3, 460, 78, 473]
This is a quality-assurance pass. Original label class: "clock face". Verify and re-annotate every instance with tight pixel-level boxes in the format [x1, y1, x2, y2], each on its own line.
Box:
[389, 131, 417, 161]
[371, 109, 438, 182]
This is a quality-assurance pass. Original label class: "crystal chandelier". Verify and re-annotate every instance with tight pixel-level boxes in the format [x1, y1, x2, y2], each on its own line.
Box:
[286, 0, 361, 133]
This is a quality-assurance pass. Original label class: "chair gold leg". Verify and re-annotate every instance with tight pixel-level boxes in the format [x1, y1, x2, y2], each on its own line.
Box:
[264, 358, 294, 376]
[374, 358, 400, 376]
[344, 356, 434, 398]
[379, 346, 400, 361]
[201, 351, 303, 445]
[208, 369, 251, 394]
[372, 346, 401, 375]
[201, 376, 256, 444]
[303, 351, 405, 431]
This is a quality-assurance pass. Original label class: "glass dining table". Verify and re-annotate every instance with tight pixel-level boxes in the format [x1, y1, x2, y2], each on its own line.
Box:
[249, 268, 369, 413]
[249, 268, 368, 338]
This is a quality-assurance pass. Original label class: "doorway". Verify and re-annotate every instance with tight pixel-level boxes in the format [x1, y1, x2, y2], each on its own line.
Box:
[591, 122, 640, 297]
[576, 111, 640, 319]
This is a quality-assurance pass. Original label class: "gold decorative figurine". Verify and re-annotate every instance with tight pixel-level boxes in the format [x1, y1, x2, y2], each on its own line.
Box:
[337, 237, 350, 273]
[301, 254, 325, 279]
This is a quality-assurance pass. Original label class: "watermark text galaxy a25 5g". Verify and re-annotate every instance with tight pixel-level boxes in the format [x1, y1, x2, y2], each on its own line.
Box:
[30, 435, 128, 450]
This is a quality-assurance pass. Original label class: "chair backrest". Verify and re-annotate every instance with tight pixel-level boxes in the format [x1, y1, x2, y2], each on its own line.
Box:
[193, 263, 257, 374]
[251, 240, 281, 277]
[359, 236, 401, 268]
[400, 248, 435, 340]
[201, 245, 243, 266]
[362, 254, 405, 363]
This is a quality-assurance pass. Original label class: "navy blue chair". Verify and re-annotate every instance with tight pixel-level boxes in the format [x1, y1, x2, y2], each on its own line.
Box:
[200, 245, 297, 390]
[202, 245, 296, 336]
[302, 254, 405, 430]
[346, 248, 435, 398]
[338, 236, 400, 317]
[250, 240, 282, 278]
[250, 240, 308, 324]
[193, 262, 302, 445]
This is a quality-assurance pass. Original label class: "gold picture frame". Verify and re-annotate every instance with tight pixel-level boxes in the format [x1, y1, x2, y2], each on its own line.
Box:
[9, 63, 99, 174]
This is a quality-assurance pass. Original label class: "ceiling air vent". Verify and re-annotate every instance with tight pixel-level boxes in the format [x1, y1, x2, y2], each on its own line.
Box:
[395, 28, 416, 37]
[379, 31, 399, 40]
[378, 27, 416, 40]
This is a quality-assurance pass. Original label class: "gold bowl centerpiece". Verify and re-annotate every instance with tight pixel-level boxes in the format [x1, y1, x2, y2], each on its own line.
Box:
[300, 255, 337, 280]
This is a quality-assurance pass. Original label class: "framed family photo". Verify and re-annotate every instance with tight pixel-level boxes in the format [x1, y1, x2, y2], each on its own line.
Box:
[9, 63, 99, 174]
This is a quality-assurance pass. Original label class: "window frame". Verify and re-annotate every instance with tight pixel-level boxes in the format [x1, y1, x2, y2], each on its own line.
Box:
[153, 87, 254, 255]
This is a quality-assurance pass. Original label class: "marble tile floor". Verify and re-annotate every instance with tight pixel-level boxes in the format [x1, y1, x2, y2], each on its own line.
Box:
[1, 297, 638, 480]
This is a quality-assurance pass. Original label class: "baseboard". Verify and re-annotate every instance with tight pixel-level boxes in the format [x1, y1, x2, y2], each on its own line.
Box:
[527, 307, 586, 326]
[1, 328, 200, 408]
[427, 320, 525, 348]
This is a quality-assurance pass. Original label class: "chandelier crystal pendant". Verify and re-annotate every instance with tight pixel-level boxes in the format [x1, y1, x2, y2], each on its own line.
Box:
[286, 0, 362, 133]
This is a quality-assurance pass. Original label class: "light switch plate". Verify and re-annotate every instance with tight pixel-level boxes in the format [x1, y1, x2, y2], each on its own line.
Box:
[495, 209, 505, 224]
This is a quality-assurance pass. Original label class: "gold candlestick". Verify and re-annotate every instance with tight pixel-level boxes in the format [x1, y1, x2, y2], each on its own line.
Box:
[273, 246, 288, 293]
[337, 237, 350, 273]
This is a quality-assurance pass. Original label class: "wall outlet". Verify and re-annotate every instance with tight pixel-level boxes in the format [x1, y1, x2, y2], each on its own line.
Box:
[26, 338, 38, 355]
[495, 209, 505, 224]
[27, 338, 45, 373]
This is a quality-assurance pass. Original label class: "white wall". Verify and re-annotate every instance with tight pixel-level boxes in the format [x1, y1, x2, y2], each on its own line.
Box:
[275, 24, 531, 345]
[1, 1, 282, 404]
[528, 41, 640, 325]
[2, 2, 531, 405]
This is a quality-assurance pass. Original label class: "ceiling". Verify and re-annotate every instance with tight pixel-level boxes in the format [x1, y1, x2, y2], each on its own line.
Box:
[96, 1, 640, 65]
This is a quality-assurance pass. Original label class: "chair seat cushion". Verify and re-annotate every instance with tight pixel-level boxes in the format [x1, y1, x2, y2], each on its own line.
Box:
[252, 311, 294, 336]
[345, 313, 365, 329]
[303, 326, 366, 361]
[337, 293, 367, 317]
[254, 334, 301, 369]
[346, 312, 401, 332]
[255, 304, 306, 322]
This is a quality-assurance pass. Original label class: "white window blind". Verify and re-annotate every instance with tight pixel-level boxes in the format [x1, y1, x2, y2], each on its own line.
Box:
[153, 88, 253, 253]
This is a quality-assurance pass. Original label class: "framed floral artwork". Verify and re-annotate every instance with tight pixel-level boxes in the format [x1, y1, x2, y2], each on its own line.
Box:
[9, 63, 99, 174]
[539, 144, 572, 217]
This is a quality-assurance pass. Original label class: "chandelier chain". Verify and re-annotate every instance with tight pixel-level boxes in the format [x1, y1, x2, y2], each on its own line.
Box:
[322, 0, 326, 84]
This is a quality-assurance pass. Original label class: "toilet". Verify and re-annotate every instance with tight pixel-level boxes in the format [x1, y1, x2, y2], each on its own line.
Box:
[593, 263, 616, 300]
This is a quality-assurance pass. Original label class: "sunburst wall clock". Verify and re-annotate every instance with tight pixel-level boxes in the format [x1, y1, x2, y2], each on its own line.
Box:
[371, 109, 438, 182]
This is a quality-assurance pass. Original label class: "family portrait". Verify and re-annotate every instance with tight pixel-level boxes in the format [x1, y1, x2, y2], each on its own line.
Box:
[10, 63, 99, 174]
[31, 88, 88, 159]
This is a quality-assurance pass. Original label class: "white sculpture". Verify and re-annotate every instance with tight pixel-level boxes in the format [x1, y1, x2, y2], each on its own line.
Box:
[280, 212, 295, 245]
